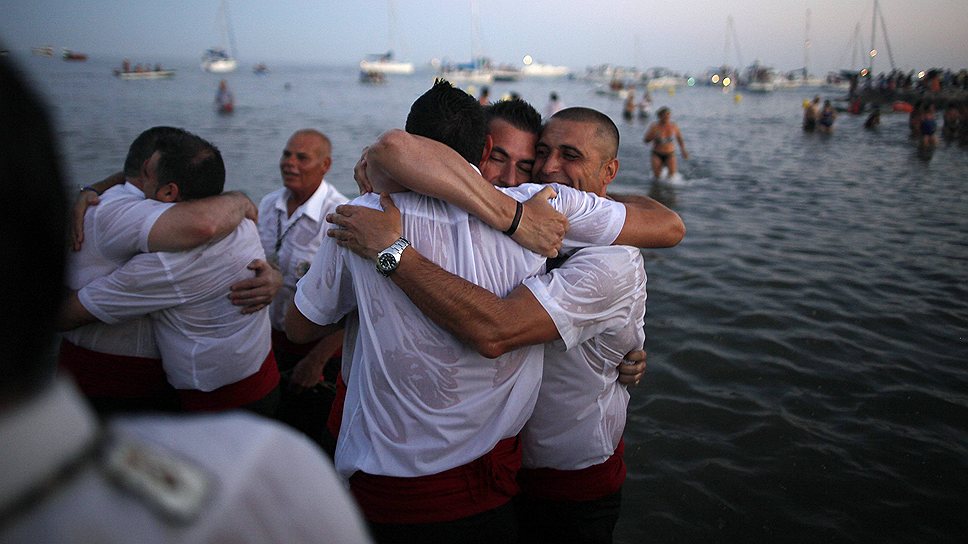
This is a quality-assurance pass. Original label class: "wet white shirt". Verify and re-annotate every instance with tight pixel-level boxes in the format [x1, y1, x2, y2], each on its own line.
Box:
[62, 182, 172, 358]
[0, 377, 372, 543]
[78, 220, 272, 392]
[294, 183, 627, 480]
[258, 181, 348, 332]
[521, 245, 647, 470]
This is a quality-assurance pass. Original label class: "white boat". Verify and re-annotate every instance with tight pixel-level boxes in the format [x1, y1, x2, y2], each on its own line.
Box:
[438, 62, 493, 84]
[202, 0, 238, 73]
[115, 69, 175, 80]
[520, 60, 569, 78]
[744, 61, 777, 92]
[359, 52, 414, 75]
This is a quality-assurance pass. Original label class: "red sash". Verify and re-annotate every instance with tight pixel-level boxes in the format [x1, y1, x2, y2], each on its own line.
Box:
[177, 350, 280, 412]
[58, 339, 170, 398]
[350, 436, 522, 524]
[518, 439, 626, 502]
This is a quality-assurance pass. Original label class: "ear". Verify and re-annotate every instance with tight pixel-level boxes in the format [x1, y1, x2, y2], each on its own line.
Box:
[601, 158, 619, 193]
[154, 182, 180, 203]
[480, 134, 494, 166]
[321, 155, 333, 175]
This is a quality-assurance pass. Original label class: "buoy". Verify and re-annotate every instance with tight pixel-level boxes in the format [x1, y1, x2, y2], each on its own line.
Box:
[734, 94, 743, 103]
[802, 98, 810, 108]
[667, 87, 675, 96]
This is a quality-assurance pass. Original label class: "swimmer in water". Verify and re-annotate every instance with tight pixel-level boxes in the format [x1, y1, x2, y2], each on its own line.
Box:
[644, 106, 689, 179]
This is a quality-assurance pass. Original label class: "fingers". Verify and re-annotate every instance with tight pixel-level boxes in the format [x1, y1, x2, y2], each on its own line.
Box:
[535, 185, 559, 200]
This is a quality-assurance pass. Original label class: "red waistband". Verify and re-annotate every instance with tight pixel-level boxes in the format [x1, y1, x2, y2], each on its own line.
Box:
[518, 439, 626, 502]
[177, 350, 280, 412]
[350, 436, 522, 524]
[58, 339, 171, 398]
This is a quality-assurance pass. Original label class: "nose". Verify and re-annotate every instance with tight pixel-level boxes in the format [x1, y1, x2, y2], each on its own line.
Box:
[500, 162, 516, 186]
[536, 152, 559, 182]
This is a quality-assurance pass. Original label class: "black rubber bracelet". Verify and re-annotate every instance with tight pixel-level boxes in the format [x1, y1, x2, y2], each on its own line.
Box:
[80, 185, 101, 196]
[503, 200, 523, 236]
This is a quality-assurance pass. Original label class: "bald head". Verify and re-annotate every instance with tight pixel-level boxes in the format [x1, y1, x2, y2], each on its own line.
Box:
[549, 107, 619, 160]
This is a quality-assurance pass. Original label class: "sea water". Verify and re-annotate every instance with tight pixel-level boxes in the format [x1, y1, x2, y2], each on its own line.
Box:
[13, 54, 968, 542]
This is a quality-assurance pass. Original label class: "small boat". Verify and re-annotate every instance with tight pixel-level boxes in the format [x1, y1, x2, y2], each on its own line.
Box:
[492, 65, 521, 82]
[31, 45, 53, 57]
[253, 63, 269, 75]
[520, 60, 569, 78]
[202, 0, 238, 73]
[62, 49, 88, 62]
[359, 51, 414, 75]
[114, 69, 175, 80]
[202, 48, 237, 73]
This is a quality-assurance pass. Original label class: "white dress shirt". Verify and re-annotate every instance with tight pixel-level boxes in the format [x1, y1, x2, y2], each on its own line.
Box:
[521, 245, 647, 470]
[294, 183, 627, 480]
[258, 181, 348, 331]
[78, 220, 271, 392]
[62, 182, 172, 358]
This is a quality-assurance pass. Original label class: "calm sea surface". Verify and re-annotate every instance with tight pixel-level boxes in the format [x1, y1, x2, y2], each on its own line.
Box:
[13, 54, 968, 542]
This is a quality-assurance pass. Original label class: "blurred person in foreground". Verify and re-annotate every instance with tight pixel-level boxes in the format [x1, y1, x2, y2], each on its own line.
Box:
[0, 55, 371, 543]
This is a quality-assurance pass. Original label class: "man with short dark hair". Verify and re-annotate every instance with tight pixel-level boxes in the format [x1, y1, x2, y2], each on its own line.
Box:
[287, 81, 636, 542]
[60, 131, 280, 415]
[331, 105, 682, 542]
[480, 98, 542, 187]
[61, 126, 261, 414]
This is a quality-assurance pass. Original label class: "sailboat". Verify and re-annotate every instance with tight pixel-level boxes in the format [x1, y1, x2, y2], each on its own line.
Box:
[436, 0, 493, 84]
[359, 1, 414, 75]
[202, 0, 237, 73]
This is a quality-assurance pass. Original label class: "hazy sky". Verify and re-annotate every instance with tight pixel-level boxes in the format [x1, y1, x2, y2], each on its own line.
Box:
[2, 1, 966, 75]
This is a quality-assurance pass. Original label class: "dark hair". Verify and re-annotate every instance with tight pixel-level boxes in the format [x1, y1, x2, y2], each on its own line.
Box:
[550, 107, 621, 159]
[405, 79, 486, 164]
[123, 126, 186, 178]
[484, 98, 542, 136]
[155, 132, 226, 200]
[0, 56, 69, 401]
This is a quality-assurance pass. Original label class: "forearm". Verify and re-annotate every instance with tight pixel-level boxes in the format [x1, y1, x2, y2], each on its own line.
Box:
[284, 300, 341, 344]
[148, 191, 252, 251]
[56, 291, 99, 331]
[610, 193, 686, 248]
[367, 130, 518, 231]
[88, 171, 125, 194]
[390, 247, 556, 358]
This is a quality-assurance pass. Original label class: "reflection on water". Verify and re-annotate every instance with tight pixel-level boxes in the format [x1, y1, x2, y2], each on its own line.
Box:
[15, 55, 968, 542]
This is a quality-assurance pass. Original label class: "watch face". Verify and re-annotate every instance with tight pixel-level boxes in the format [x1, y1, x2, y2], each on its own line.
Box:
[378, 253, 396, 272]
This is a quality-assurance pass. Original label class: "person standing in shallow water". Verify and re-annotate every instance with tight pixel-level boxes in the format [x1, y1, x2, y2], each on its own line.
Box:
[644, 106, 688, 179]
[216, 79, 234, 113]
[818, 100, 837, 134]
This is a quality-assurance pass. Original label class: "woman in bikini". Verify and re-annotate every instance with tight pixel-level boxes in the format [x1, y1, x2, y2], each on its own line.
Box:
[644, 107, 689, 179]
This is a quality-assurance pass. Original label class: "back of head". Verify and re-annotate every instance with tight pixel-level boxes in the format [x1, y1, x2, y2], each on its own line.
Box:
[156, 131, 226, 200]
[550, 107, 620, 159]
[123, 126, 187, 179]
[484, 98, 541, 136]
[0, 56, 69, 402]
[405, 79, 486, 164]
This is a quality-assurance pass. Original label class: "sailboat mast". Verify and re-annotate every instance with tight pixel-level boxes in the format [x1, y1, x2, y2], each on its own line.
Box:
[869, 0, 878, 74]
[876, 1, 897, 71]
[804, 8, 811, 77]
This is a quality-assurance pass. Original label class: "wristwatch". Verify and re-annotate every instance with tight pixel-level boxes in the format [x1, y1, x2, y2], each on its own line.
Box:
[376, 237, 410, 276]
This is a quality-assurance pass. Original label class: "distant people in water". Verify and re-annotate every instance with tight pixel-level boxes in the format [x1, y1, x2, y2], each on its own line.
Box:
[803, 96, 820, 132]
[919, 103, 939, 149]
[216, 79, 234, 114]
[864, 106, 881, 130]
[623, 87, 637, 122]
[644, 106, 689, 179]
[478, 86, 490, 105]
[638, 91, 653, 119]
[818, 100, 836, 134]
[544, 91, 564, 118]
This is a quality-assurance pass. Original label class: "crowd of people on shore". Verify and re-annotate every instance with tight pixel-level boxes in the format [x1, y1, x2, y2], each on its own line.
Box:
[3, 49, 686, 544]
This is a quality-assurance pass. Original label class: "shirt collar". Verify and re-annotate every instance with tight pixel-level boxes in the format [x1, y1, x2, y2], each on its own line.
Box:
[274, 180, 331, 223]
